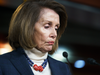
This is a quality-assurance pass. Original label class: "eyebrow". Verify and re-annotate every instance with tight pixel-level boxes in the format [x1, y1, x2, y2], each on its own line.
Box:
[42, 20, 60, 26]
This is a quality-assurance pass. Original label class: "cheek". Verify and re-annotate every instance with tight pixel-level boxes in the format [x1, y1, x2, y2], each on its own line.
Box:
[33, 25, 51, 45]
[33, 31, 49, 45]
[40, 33, 49, 42]
[39, 29, 50, 41]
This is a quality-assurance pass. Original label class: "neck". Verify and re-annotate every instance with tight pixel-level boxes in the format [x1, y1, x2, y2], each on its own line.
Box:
[24, 48, 48, 61]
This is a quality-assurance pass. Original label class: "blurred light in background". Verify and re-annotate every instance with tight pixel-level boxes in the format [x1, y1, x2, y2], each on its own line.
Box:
[0, 0, 7, 6]
[50, 46, 72, 62]
[23, 0, 27, 2]
[74, 60, 85, 68]
[0, 42, 13, 55]
[0, 0, 23, 8]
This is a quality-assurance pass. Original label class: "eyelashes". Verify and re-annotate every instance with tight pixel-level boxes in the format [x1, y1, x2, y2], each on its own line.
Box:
[55, 27, 58, 31]
[44, 25, 49, 28]
[44, 24, 59, 31]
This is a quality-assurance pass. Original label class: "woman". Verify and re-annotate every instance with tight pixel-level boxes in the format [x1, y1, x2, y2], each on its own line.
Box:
[0, 0, 72, 75]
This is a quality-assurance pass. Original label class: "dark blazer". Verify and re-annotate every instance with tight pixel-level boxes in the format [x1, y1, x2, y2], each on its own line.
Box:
[0, 48, 72, 75]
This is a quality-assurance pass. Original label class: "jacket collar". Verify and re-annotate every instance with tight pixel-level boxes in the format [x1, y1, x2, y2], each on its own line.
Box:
[10, 48, 34, 75]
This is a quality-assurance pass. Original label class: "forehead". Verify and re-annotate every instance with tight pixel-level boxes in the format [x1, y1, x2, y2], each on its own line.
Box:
[38, 8, 59, 22]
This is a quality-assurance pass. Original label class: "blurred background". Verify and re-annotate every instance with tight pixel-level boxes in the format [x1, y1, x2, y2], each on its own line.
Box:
[0, 0, 100, 75]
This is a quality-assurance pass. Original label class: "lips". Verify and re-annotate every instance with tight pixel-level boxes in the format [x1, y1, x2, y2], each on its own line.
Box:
[48, 41, 54, 45]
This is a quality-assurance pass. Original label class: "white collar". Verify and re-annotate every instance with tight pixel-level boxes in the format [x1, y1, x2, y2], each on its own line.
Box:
[24, 48, 48, 61]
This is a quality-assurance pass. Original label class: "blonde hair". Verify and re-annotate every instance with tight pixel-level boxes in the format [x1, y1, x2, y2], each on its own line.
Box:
[8, 0, 68, 54]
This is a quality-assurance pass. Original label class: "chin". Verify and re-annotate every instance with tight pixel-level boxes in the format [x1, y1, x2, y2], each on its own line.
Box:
[45, 47, 52, 52]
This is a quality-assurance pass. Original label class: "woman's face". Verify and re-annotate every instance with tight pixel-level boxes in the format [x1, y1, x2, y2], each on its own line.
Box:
[33, 8, 60, 53]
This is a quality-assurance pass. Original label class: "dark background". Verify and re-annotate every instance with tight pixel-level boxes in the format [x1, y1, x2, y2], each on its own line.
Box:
[0, 0, 100, 75]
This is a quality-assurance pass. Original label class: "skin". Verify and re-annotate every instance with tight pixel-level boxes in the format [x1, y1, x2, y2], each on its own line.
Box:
[33, 8, 60, 53]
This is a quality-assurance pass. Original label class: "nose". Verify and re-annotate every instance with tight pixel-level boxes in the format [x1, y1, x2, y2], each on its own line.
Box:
[50, 28, 57, 39]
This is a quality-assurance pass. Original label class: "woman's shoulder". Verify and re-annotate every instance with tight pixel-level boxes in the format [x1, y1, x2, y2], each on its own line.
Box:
[48, 56, 72, 75]
[0, 51, 14, 60]
[0, 47, 24, 59]
[0, 52, 13, 66]
[0, 48, 22, 65]
[48, 55, 68, 66]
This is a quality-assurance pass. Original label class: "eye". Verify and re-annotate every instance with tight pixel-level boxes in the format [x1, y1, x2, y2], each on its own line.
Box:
[44, 22, 51, 29]
[44, 24, 50, 29]
[55, 25, 59, 31]
[55, 27, 58, 30]
[44, 25, 49, 28]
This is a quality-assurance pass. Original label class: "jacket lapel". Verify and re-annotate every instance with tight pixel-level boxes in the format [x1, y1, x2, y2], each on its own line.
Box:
[48, 56, 61, 75]
[10, 48, 34, 75]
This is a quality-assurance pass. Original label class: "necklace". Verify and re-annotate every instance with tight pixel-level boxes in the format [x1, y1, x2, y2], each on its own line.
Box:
[25, 54, 48, 72]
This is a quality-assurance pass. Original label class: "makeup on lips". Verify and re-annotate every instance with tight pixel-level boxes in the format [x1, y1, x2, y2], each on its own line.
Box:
[47, 41, 54, 45]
